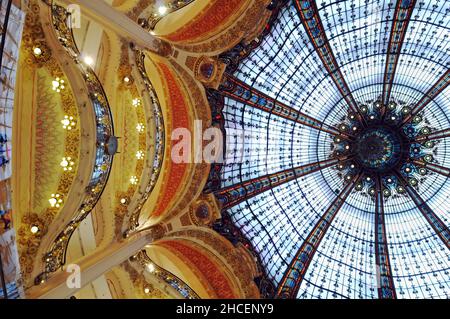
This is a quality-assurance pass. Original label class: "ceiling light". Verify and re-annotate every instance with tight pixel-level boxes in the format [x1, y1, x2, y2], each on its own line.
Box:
[132, 98, 141, 107]
[33, 47, 42, 56]
[136, 150, 144, 160]
[158, 5, 168, 15]
[30, 225, 40, 234]
[61, 115, 76, 130]
[424, 141, 433, 148]
[123, 76, 131, 84]
[136, 123, 145, 133]
[146, 263, 155, 273]
[60, 157, 75, 171]
[83, 55, 94, 66]
[130, 176, 138, 185]
[52, 77, 65, 93]
[49, 194, 63, 208]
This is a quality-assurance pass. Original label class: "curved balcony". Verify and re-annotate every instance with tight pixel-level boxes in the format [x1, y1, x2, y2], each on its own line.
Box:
[120, 50, 165, 236]
[133, 250, 199, 299]
[34, 2, 117, 284]
[136, 0, 195, 31]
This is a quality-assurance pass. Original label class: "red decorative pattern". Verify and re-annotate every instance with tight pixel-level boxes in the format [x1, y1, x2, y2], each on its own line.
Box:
[152, 64, 190, 217]
[159, 240, 236, 298]
[164, 0, 245, 42]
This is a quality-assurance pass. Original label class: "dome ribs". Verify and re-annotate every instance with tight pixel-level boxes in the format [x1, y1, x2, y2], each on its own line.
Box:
[222, 75, 353, 139]
[374, 175, 397, 299]
[381, 0, 417, 116]
[394, 171, 450, 250]
[293, 0, 367, 127]
[276, 171, 362, 299]
[415, 127, 450, 142]
[215, 156, 351, 210]
[401, 69, 450, 127]
[413, 160, 450, 179]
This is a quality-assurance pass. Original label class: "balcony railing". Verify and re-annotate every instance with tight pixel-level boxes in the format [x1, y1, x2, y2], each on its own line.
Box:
[137, 0, 196, 30]
[123, 50, 165, 234]
[34, 2, 117, 283]
[135, 250, 199, 299]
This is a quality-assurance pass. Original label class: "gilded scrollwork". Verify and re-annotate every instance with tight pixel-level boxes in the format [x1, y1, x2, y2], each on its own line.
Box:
[120, 260, 169, 299]
[164, 228, 261, 298]
[127, 0, 195, 30]
[173, 0, 272, 54]
[117, 50, 165, 235]
[132, 250, 199, 299]
[34, 1, 116, 284]
[16, 0, 81, 284]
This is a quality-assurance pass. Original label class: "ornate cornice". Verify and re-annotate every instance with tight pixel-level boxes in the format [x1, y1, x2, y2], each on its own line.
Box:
[163, 228, 261, 298]
[172, 0, 273, 54]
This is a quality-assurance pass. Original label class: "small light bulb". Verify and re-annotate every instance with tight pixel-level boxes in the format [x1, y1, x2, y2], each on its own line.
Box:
[84, 55, 94, 66]
[146, 263, 155, 273]
[30, 225, 39, 234]
[33, 47, 42, 56]
[158, 6, 168, 15]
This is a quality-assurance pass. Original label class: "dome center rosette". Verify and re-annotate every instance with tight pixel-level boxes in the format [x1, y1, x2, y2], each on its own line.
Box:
[332, 98, 439, 198]
[353, 126, 406, 173]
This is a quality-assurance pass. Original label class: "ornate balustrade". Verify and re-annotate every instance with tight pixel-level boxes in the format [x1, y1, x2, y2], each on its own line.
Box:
[137, 0, 196, 30]
[34, 2, 117, 284]
[134, 250, 199, 299]
[121, 50, 165, 235]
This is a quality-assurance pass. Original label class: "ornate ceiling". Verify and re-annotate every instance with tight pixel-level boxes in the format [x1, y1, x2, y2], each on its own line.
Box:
[2, 0, 449, 301]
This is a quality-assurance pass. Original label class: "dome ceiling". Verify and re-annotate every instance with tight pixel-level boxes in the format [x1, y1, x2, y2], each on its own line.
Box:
[212, 0, 450, 299]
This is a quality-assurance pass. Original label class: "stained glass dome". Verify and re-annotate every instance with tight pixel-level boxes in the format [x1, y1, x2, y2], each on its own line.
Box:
[210, 0, 450, 299]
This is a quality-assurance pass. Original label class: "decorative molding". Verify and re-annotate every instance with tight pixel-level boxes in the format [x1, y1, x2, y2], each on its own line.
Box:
[163, 228, 260, 298]
[133, 250, 199, 299]
[16, 0, 81, 285]
[34, 1, 116, 284]
[157, 240, 237, 298]
[173, 0, 272, 54]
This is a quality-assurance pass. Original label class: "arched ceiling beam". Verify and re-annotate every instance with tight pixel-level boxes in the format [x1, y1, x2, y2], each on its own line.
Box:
[33, 2, 116, 282]
[381, 0, 417, 112]
[374, 175, 397, 299]
[413, 160, 450, 179]
[27, 230, 153, 299]
[395, 171, 450, 250]
[222, 75, 353, 139]
[57, 0, 171, 56]
[215, 156, 352, 210]
[415, 128, 450, 142]
[293, 0, 367, 127]
[401, 69, 450, 126]
[276, 172, 362, 299]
